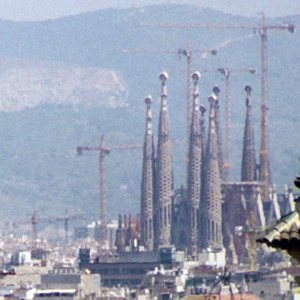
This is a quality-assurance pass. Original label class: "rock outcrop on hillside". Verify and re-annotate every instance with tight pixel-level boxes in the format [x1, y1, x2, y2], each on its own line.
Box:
[0, 58, 128, 112]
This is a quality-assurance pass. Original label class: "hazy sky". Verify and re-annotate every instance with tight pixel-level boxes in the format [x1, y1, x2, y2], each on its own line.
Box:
[0, 0, 299, 22]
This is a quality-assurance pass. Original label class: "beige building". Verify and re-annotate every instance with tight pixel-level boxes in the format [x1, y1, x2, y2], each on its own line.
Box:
[36, 269, 101, 300]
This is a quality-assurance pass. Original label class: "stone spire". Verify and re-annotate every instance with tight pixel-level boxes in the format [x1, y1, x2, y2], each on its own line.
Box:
[198, 104, 207, 249]
[241, 86, 257, 182]
[200, 105, 207, 162]
[202, 94, 223, 250]
[187, 72, 202, 257]
[212, 86, 225, 181]
[259, 15, 272, 198]
[155, 72, 173, 248]
[141, 95, 155, 251]
[259, 99, 272, 201]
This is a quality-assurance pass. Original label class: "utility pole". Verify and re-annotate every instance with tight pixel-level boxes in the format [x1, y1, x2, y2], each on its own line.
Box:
[141, 14, 294, 194]
[77, 135, 142, 249]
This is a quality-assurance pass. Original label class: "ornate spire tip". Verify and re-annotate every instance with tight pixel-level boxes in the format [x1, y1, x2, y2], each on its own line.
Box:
[159, 72, 168, 83]
[144, 95, 152, 106]
[245, 85, 252, 94]
[192, 71, 201, 83]
[213, 86, 220, 96]
[200, 105, 206, 113]
[208, 93, 217, 104]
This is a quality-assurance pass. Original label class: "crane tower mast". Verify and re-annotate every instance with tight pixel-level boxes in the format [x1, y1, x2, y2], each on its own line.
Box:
[202, 66, 255, 181]
[77, 135, 142, 249]
[141, 15, 294, 194]
[122, 46, 216, 166]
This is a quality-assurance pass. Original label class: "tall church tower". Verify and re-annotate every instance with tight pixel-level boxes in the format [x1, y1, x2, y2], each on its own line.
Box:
[187, 72, 202, 257]
[213, 86, 225, 181]
[200, 105, 207, 165]
[199, 105, 207, 241]
[154, 72, 173, 248]
[140, 95, 155, 251]
[259, 20, 272, 197]
[259, 97, 272, 201]
[202, 94, 223, 250]
[241, 86, 257, 182]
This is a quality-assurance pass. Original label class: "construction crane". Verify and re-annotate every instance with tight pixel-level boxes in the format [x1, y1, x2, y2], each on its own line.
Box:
[49, 209, 85, 245]
[14, 211, 85, 256]
[122, 46, 216, 128]
[201, 66, 256, 181]
[77, 134, 142, 249]
[13, 210, 49, 256]
[122, 45, 217, 166]
[140, 13, 295, 195]
[151, 59, 255, 180]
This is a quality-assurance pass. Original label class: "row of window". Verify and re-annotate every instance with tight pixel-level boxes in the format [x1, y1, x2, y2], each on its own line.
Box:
[144, 218, 153, 240]
[36, 292, 75, 297]
[102, 279, 141, 286]
[95, 268, 147, 275]
[207, 219, 221, 243]
[159, 205, 171, 228]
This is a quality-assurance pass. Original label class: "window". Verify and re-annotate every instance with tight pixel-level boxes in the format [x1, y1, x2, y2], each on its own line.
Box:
[149, 219, 152, 238]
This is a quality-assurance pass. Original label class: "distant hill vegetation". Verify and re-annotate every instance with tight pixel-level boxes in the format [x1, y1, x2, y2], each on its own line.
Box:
[0, 5, 298, 234]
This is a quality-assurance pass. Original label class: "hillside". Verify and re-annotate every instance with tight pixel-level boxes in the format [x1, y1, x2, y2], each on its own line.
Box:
[0, 62, 127, 112]
[0, 5, 298, 234]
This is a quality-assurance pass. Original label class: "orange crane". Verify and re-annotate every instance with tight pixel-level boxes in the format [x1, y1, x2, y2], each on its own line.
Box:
[140, 13, 295, 194]
[77, 134, 142, 248]
[14, 210, 85, 255]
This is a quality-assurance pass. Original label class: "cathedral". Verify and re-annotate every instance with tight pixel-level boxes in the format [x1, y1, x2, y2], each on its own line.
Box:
[118, 71, 295, 265]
